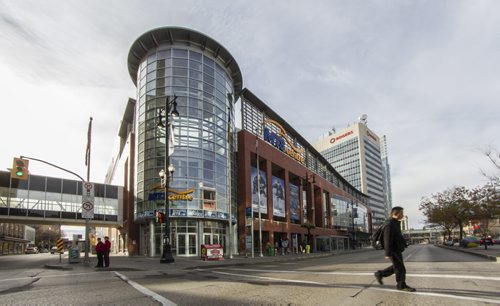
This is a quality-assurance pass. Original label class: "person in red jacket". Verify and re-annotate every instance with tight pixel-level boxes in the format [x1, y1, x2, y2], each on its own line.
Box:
[103, 236, 111, 267]
[95, 238, 104, 268]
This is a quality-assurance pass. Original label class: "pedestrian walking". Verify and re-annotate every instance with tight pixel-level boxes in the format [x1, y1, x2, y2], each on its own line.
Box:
[103, 236, 111, 267]
[95, 238, 104, 268]
[282, 238, 289, 255]
[374, 206, 416, 292]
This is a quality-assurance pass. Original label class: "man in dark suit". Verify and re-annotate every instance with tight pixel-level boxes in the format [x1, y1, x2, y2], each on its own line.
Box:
[374, 206, 416, 292]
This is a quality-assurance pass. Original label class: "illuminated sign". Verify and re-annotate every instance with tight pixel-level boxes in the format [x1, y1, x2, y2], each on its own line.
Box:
[263, 119, 305, 164]
[330, 130, 353, 144]
[148, 184, 194, 201]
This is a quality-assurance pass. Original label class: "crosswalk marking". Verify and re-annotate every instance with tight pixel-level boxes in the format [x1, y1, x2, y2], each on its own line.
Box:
[214, 267, 500, 282]
[204, 268, 500, 304]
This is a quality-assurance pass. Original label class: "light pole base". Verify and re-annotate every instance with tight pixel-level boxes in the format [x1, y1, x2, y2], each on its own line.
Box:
[160, 244, 175, 264]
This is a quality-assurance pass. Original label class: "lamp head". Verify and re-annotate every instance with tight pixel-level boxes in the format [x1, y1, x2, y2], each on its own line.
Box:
[168, 164, 175, 176]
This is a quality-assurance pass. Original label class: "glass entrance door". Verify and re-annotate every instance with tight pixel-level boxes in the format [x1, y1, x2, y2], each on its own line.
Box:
[177, 233, 197, 256]
[203, 233, 219, 245]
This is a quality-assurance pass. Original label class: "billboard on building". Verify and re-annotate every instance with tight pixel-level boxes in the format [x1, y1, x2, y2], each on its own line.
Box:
[289, 183, 300, 221]
[272, 176, 285, 217]
[251, 167, 267, 214]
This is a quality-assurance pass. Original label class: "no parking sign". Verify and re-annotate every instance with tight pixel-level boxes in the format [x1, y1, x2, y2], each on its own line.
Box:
[82, 182, 94, 219]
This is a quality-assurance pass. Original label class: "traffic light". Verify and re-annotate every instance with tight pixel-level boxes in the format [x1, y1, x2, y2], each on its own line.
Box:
[156, 211, 164, 224]
[11, 157, 29, 180]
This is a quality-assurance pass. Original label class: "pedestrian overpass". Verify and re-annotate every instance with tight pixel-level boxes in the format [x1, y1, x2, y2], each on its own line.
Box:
[0, 171, 123, 227]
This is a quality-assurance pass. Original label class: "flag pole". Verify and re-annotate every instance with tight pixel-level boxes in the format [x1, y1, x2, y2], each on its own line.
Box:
[84, 117, 92, 265]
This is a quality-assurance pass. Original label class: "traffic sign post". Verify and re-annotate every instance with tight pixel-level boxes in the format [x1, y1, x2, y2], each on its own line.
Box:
[56, 238, 64, 263]
[82, 182, 94, 265]
[82, 182, 94, 219]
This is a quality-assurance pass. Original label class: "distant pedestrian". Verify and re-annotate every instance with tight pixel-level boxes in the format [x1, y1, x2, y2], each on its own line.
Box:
[374, 206, 416, 292]
[95, 238, 104, 268]
[282, 238, 289, 255]
[103, 236, 111, 267]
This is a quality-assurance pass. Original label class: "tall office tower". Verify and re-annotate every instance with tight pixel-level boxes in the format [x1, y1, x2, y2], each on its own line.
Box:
[380, 135, 393, 214]
[313, 117, 391, 226]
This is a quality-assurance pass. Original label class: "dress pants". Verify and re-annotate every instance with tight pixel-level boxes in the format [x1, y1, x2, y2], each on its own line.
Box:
[379, 252, 406, 288]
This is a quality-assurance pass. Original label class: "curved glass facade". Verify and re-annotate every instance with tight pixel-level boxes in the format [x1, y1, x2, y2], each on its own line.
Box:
[131, 40, 238, 256]
[135, 46, 236, 216]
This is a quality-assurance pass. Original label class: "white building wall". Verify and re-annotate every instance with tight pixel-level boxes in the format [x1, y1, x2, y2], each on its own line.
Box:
[313, 122, 390, 226]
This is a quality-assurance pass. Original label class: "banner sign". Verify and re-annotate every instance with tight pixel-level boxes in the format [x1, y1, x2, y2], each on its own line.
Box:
[289, 183, 300, 221]
[251, 167, 267, 214]
[272, 176, 285, 217]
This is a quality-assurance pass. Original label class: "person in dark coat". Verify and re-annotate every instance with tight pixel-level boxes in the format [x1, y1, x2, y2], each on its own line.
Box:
[103, 236, 111, 267]
[374, 206, 416, 292]
[95, 238, 104, 268]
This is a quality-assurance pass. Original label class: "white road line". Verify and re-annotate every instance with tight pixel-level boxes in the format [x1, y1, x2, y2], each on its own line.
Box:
[211, 270, 328, 285]
[114, 272, 176, 306]
[212, 268, 500, 281]
[0, 271, 102, 282]
[370, 287, 500, 304]
[208, 269, 500, 304]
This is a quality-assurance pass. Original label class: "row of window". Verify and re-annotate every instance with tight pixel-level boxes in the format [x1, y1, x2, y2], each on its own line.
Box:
[0, 172, 118, 198]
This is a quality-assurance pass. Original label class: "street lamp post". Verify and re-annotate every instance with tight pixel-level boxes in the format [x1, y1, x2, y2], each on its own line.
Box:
[352, 203, 357, 249]
[158, 95, 179, 264]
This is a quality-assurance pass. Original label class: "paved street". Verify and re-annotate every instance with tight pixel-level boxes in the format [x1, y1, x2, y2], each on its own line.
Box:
[1, 244, 499, 305]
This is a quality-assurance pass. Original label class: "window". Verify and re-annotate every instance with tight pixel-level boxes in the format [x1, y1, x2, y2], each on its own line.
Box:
[203, 189, 216, 210]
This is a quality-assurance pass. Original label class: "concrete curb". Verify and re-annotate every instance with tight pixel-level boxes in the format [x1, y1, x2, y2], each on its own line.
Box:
[436, 244, 499, 262]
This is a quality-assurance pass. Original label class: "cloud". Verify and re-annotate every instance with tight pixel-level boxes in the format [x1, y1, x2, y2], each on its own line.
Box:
[1, 1, 500, 230]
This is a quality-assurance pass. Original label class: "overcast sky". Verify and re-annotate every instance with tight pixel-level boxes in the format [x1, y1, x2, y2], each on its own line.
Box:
[1, 0, 499, 228]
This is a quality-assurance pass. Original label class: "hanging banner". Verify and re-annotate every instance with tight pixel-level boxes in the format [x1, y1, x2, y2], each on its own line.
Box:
[272, 176, 285, 217]
[289, 183, 300, 221]
[251, 167, 267, 214]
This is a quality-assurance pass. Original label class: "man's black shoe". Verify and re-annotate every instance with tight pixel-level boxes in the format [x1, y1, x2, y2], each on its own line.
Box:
[374, 272, 383, 285]
[398, 286, 416, 292]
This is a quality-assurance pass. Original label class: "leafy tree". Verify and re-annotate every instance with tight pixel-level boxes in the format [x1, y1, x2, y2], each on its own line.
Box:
[419, 186, 476, 241]
[32, 225, 63, 249]
[471, 184, 500, 236]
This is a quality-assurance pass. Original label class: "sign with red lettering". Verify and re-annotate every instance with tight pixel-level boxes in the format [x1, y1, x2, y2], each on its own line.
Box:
[330, 130, 354, 144]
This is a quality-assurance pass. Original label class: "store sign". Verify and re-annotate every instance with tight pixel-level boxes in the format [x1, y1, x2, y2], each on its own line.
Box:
[330, 130, 353, 144]
[148, 185, 194, 201]
[263, 119, 304, 164]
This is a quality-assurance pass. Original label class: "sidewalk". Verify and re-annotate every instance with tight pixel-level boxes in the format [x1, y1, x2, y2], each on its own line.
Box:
[44, 248, 372, 272]
[436, 243, 500, 262]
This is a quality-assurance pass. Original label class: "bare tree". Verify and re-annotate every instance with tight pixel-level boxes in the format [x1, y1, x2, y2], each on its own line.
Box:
[482, 148, 500, 186]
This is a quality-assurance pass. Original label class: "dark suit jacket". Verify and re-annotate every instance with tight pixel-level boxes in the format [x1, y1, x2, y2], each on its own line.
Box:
[383, 218, 407, 257]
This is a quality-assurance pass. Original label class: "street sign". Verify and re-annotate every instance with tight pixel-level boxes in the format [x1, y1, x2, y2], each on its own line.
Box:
[81, 182, 94, 219]
[56, 238, 64, 252]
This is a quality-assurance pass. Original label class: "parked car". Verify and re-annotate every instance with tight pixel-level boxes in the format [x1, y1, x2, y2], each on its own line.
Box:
[480, 237, 494, 246]
[25, 246, 39, 254]
[492, 237, 500, 245]
[50, 246, 63, 254]
[460, 236, 480, 248]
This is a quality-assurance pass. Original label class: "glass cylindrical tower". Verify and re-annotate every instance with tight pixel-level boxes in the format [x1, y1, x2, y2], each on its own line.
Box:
[127, 27, 242, 257]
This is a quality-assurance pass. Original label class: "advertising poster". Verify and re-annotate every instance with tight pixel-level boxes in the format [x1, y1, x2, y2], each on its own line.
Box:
[251, 167, 267, 214]
[272, 176, 285, 217]
[289, 183, 300, 221]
